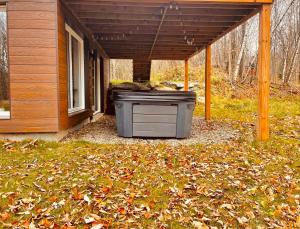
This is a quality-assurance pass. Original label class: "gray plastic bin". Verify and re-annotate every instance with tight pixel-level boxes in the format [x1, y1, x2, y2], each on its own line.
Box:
[113, 91, 196, 138]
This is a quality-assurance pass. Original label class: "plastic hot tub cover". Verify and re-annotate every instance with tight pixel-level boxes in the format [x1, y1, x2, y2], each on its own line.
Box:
[113, 90, 196, 139]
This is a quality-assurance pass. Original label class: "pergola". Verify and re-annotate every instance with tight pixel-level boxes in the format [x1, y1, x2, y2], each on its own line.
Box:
[63, 0, 273, 140]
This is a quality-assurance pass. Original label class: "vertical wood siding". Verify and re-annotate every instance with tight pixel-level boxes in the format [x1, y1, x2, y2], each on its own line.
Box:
[0, 0, 59, 133]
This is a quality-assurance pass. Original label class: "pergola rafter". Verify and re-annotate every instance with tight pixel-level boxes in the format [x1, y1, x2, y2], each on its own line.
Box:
[64, 0, 265, 60]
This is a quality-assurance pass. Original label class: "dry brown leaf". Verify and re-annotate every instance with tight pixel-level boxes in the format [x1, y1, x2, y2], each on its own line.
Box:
[1, 212, 10, 221]
[118, 207, 127, 215]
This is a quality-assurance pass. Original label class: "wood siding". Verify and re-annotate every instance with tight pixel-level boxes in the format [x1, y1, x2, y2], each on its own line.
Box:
[57, 0, 109, 130]
[0, 0, 110, 133]
[0, 0, 59, 133]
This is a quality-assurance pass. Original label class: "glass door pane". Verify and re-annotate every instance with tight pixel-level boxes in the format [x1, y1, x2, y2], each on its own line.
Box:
[0, 6, 9, 119]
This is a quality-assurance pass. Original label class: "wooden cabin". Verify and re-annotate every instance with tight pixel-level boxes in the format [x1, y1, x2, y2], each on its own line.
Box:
[0, 0, 272, 140]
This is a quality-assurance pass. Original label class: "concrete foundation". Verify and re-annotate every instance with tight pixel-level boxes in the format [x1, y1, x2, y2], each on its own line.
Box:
[0, 114, 104, 141]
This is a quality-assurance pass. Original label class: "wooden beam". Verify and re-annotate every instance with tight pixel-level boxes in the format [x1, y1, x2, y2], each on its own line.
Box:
[189, 7, 259, 58]
[257, 4, 271, 141]
[61, 0, 109, 58]
[79, 14, 246, 22]
[149, 6, 167, 59]
[80, 14, 245, 22]
[205, 45, 211, 121]
[84, 20, 236, 27]
[67, 0, 273, 4]
[184, 59, 189, 91]
[67, 1, 261, 9]
[69, 6, 254, 16]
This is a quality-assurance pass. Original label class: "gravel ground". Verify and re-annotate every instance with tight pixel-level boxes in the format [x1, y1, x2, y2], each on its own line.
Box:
[64, 115, 240, 146]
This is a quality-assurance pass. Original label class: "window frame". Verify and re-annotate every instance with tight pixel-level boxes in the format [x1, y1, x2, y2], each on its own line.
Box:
[65, 24, 85, 115]
[0, 4, 10, 120]
[93, 56, 101, 114]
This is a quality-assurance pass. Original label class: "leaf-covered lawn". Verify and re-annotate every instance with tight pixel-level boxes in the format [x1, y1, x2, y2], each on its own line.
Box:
[0, 95, 299, 228]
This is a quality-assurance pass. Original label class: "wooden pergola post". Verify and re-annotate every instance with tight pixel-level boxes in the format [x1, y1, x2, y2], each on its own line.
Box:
[184, 59, 189, 91]
[205, 45, 212, 121]
[257, 4, 271, 141]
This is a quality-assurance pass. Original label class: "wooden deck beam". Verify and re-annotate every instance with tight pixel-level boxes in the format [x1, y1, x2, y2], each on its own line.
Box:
[65, 0, 272, 60]
[257, 4, 271, 141]
[184, 59, 189, 91]
[72, 0, 273, 4]
[205, 45, 212, 121]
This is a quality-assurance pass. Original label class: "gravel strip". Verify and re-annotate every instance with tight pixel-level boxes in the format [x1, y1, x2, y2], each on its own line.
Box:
[64, 115, 240, 146]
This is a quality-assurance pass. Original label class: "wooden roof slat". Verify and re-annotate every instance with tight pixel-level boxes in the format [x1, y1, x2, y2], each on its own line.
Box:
[67, 0, 261, 8]
[63, 0, 271, 60]
[82, 20, 235, 27]
[68, 6, 255, 16]
[66, 0, 272, 4]
[77, 13, 244, 22]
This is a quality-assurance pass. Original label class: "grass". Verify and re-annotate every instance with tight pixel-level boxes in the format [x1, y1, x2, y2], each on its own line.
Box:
[194, 95, 300, 122]
[0, 84, 300, 228]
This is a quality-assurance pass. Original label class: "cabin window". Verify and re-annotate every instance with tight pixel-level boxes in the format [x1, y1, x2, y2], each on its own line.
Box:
[65, 24, 85, 114]
[0, 5, 9, 119]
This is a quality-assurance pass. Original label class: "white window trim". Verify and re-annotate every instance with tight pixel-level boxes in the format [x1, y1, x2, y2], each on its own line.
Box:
[65, 24, 85, 115]
[94, 57, 102, 115]
[0, 110, 10, 120]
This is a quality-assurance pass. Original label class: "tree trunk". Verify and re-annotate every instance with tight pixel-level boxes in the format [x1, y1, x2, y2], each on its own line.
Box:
[233, 24, 247, 84]
[284, 36, 300, 84]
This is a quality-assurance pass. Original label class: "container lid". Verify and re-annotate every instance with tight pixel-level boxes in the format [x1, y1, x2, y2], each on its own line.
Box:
[113, 90, 196, 102]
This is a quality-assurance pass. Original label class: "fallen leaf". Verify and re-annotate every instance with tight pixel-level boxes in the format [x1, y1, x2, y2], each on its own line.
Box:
[1, 212, 10, 221]
[237, 216, 249, 225]
[84, 216, 95, 224]
[192, 221, 209, 229]
[118, 207, 127, 215]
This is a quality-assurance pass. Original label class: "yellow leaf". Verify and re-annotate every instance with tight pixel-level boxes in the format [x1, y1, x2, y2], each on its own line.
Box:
[296, 215, 300, 228]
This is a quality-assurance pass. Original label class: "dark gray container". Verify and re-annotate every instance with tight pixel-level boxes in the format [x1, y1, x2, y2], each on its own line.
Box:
[113, 91, 196, 139]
